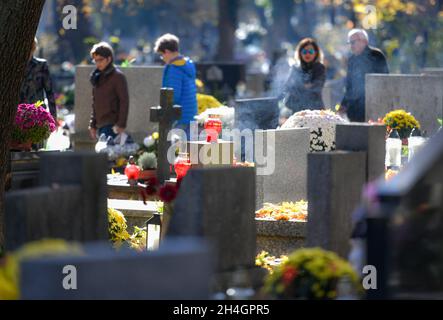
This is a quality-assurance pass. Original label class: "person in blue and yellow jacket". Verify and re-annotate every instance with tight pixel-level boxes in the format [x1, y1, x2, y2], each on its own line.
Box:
[154, 33, 197, 137]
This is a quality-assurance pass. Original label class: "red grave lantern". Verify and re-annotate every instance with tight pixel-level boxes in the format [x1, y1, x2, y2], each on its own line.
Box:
[124, 156, 140, 182]
[204, 114, 222, 143]
[174, 152, 191, 180]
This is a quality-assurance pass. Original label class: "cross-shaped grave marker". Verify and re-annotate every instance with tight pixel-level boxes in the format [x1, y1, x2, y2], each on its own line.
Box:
[150, 88, 182, 184]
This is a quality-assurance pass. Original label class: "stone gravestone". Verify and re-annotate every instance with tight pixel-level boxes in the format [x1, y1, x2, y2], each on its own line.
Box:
[6, 151, 41, 191]
[335, 123, 386, 182]
[366, 129, 443, 299]
[20, 239, 213, 300]
[73, 65, 163, 149]
[306, 151, 366, 258]
[166, 167, 256, 273]
[150, 88, 181, 184]
[366, 74, 443, 135]
[5, 185, 83, 250]
[255, 127, 310, 208]
[253, 128, 310, 256]
[5, 152, 108, 250]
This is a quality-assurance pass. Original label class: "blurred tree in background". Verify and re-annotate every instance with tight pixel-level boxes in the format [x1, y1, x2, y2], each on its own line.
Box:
[36, 0, 441, 72]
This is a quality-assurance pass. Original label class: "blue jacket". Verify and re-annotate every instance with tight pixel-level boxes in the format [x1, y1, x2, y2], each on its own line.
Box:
[162, 56, 197, 125]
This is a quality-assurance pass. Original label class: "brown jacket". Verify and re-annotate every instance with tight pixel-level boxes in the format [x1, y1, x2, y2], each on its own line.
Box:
[89, 65, 129, 129]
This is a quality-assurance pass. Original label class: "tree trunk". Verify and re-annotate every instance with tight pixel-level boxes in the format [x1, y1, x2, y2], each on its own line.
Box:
[270, 0, 296, 50]
[0, 0, 45, 249]
[217, 0, 239, 61]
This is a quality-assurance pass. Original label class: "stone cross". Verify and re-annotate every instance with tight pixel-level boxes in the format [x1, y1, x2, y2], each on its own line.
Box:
[150, 88, 181, 184]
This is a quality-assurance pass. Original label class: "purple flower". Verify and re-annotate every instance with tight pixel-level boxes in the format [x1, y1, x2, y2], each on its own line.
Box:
[13, 102, 57, 143]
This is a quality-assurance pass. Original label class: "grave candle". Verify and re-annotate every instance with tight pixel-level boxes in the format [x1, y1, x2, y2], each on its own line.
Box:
[385, 129, 402, 169]
[124, 156, 140, 185]
[408, 128, 426, 162]
[174, 152, 191, 179]
[204, 114, 222, 143]
[146, 215, 162, 251]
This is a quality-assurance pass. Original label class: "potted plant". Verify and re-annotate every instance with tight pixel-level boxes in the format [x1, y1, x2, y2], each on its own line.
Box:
[10, 102, 56, 151]
[137, 151, 157, 181]
[382, 109, 420, 143]
[262, 248, 361, 300]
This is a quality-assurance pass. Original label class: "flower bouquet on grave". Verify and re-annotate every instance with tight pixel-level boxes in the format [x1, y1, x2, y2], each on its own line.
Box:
[108, 208, 131, 248]
[0, 239, 83, 300]
[383, 109, 420, 141]
[255, 201, 308, 222]
[196, 92, 224, 114]
[10, 101, 57, 151]
[262, 248, 361, 300]
[280, 109, 348, 152]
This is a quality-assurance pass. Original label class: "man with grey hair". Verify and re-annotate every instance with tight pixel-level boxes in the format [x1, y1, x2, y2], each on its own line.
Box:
[339, 28, 389, 122]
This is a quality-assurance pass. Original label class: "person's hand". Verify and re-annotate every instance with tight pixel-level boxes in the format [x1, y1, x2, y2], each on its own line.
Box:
[89, 127, 97, 140]
[113, 126, 125, 135]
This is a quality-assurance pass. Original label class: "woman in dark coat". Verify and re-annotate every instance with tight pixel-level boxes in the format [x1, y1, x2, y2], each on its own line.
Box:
[282, 38, 326, 113]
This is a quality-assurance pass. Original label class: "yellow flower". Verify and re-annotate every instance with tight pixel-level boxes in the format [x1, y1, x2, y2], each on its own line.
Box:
[383, 109, 420, 136]
[197, 93, 223, 114]
[0, 239, 83, 300]
[108, 208, 130, 243]
[263, 247, 359, 299]
[152, 132, 159, 140]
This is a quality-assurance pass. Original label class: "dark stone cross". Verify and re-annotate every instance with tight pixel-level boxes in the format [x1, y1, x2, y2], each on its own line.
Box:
[150, 88, 181, 184]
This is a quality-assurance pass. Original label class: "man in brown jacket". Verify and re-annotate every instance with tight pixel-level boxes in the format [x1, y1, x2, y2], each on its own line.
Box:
[89, 42, 129, 140]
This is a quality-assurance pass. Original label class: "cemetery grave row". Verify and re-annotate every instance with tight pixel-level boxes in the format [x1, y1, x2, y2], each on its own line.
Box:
[4, 68, 442, 299]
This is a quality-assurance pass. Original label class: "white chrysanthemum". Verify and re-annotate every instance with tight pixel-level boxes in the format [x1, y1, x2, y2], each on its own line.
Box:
[280, 109, 348, 152]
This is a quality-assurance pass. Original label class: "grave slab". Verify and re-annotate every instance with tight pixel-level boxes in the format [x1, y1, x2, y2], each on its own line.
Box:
[366, 74, 443, 135]
[336, 123, 386, 182]
[5, 185, 83, 250]
[255, 128, 310, 208]
[20, 239, 213, 300]
[167, 167, 256, 272]
[306, 151, 366, 258]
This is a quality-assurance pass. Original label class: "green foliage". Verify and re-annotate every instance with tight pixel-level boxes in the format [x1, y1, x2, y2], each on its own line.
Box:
[137, 152, 157, 170]
[11, 125, 51, 144]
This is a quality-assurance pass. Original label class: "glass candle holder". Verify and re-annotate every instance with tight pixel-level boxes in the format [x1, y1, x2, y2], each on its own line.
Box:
[385, 131, 402, 169]
[204, 114, 223, 143]
[174, 152, 191, 180]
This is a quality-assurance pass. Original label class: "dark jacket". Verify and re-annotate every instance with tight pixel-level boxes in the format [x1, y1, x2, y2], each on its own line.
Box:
[282, 61, 326, 113]
[162, 56, 197, 125]
[19, 57, 57, 119]
[341, 46, 389, 122]
[89, 65, 129, 129]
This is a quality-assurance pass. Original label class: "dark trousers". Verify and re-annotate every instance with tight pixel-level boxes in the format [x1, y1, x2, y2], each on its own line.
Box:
[346, 98, 365, 122]
[97, 124, 117, 140]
